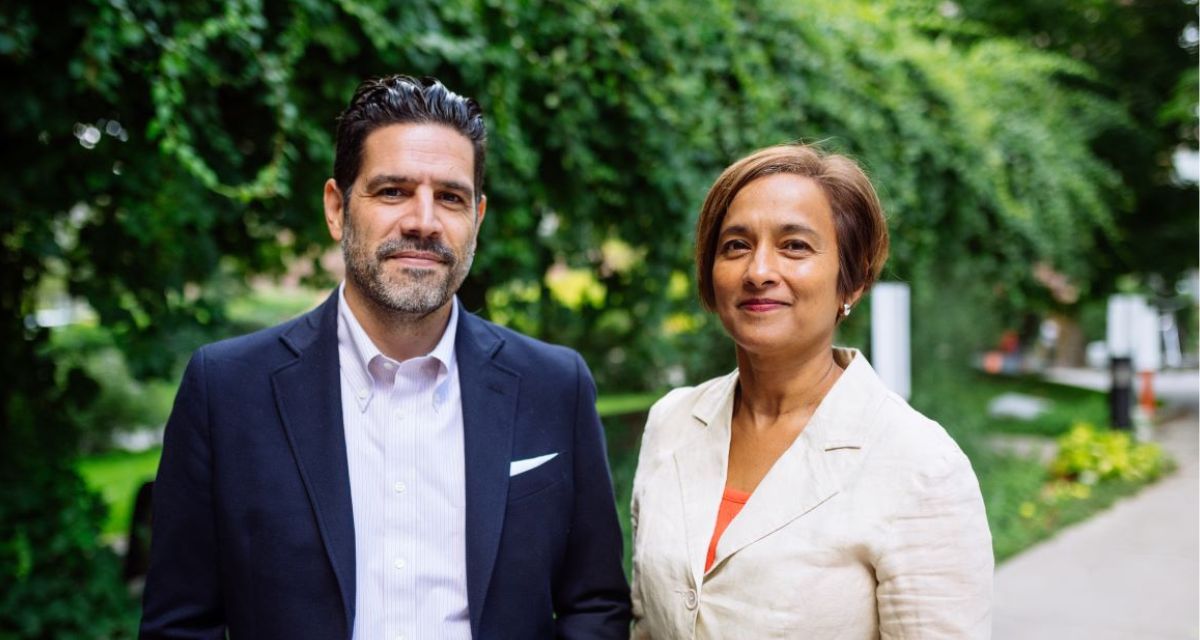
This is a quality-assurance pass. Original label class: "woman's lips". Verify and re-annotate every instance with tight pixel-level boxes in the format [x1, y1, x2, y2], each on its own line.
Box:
[738, 299, 789, 312]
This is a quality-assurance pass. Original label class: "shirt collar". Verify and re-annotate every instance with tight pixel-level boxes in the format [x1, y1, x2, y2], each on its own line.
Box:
[336, 282, 460, 410]
[427, 295, 459, 375]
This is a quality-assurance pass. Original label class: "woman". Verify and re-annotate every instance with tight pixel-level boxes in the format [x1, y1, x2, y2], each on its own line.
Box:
[630, 144, 992, 638]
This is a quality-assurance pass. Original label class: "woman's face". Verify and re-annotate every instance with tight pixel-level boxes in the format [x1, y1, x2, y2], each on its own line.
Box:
[712, 173, 848, 359]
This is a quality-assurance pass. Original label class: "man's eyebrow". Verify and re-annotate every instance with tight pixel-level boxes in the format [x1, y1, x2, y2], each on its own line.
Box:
[361, 174, 409, 192]
[361, 174, 474, 197]
[435, 179, 474, 196]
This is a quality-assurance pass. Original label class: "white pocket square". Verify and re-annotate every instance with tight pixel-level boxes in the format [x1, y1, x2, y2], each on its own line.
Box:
[510, 453, 558, 477]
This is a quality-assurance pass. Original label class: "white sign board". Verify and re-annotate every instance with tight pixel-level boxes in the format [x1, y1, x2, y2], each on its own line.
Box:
[870, 282, 911, 399]
[1106, 294, 1141, 358]
[1132, 300, 1162, 372]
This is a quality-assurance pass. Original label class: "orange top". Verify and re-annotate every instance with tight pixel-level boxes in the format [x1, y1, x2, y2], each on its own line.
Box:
[705, 486, 752, 572]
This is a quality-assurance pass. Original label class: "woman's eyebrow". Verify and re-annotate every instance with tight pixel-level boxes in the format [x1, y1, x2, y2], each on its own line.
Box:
[778, 222, 817, 235]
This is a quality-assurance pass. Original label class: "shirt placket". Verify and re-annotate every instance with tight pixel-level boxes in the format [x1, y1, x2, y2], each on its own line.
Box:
[387, 360, 427, 640]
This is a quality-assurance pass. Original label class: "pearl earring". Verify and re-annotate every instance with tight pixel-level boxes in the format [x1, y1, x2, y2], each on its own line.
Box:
[842, 303, 852, 317]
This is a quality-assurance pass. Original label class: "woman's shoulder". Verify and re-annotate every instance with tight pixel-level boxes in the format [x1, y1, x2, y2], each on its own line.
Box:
[640, 371, 736, 447]
[868, 394, 973, 474]
[647, 371, 736, 423]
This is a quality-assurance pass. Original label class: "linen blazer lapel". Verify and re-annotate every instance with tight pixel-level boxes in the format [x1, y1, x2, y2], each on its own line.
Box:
[698, 350, 893, 576]
[270, 292, 357, 629]
[671, 372, 737, 586]
[455, 311, 520, 637]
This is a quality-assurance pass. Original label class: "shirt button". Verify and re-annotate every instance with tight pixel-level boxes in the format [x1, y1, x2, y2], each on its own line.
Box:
[393, 557, 406, 570]
[683, 589, 698, 610]
[357, 389, 368, 400]
[393, 481, 406, 493]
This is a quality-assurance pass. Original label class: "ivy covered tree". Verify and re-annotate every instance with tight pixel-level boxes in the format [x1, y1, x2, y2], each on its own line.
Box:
[950, 0, 1199, 290]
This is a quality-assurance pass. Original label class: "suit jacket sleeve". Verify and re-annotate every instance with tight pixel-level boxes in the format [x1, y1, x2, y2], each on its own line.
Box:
[552, 353, 633, 638]
[139, 350, 227, 639]
[874, 445, 994, 639]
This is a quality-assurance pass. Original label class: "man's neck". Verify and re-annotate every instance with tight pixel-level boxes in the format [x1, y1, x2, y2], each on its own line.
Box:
[342, 283, 453, 362]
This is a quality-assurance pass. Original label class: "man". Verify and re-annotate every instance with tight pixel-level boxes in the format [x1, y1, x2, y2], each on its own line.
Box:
[140, 75, 632, 639]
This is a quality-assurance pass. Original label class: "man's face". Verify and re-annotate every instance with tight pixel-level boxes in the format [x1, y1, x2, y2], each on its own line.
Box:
[325, 123, 486, 317]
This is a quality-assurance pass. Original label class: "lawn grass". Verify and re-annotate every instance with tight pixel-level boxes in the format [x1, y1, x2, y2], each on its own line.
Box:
[953, 372, 1109, 438]
[596, 392, 661, 418]
[77, 447, 162, 539]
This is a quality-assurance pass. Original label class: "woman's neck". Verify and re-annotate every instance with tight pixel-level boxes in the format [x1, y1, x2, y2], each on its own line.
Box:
[734, 343, 843, 428]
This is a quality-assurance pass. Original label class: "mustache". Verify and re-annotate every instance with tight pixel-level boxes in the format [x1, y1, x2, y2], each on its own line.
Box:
[374, 237, 457, 265]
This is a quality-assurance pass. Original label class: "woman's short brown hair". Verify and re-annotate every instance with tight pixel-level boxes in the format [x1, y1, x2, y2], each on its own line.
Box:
[695, 143, 889, 314]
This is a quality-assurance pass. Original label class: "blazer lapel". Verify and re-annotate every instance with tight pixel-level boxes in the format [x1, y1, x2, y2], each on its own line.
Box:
[271, 292, 357, 631]
[456, 312, 520, 637]
[672, 372, 737, 585]
[708, 430, 838, 573]
[704, 350, 890, 575]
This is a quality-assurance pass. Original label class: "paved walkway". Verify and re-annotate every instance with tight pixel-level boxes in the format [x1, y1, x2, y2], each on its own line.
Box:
[992, 405, 1199, 639]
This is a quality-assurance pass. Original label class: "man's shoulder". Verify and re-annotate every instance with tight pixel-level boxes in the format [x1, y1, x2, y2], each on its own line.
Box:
[199, 303, 322, 365]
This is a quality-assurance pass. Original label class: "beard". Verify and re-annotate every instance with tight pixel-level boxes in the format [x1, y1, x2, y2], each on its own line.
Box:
[341, 208, 476, 317]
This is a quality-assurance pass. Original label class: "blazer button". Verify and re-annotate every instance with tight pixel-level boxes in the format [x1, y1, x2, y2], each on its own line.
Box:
[683, 589, 698, 610]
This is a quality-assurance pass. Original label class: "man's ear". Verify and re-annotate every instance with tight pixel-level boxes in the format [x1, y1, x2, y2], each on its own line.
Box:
[323, 179, 345, 242]
[475, 194, 488, 228]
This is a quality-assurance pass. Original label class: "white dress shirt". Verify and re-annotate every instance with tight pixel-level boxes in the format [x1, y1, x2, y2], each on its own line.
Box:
[338, 285, 471, 640]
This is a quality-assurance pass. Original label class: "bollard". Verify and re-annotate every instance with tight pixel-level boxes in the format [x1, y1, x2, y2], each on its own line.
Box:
[1109, 356, 1134, 430]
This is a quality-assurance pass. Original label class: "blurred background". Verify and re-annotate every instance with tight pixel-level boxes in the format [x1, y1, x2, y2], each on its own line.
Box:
[2, 0, 1197, 637]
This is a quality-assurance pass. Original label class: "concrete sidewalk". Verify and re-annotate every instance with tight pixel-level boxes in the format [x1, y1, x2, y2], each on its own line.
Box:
[992, 410, 1199, 639]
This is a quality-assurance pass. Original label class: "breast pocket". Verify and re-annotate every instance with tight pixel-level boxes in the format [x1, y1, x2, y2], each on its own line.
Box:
[507, 453, 567, 503]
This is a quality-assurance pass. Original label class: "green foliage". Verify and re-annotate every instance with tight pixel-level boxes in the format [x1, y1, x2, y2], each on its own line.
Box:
[949, 0, 1199, 289]
[1050, 423, 1166, 484]
[45, 323, 178, 454]
[7, 0, 1143, 389]
[0, 464, 138, 638]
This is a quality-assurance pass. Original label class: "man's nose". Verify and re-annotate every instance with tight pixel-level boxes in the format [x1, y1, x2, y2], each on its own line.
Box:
[399, 187, 441, 237]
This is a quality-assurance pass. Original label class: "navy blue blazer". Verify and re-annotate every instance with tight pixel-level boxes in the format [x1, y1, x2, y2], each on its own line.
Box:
[140, 292, 631, 638]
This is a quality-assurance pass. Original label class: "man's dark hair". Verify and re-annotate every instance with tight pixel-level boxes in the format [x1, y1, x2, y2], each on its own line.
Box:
[334, 74, 487, 202]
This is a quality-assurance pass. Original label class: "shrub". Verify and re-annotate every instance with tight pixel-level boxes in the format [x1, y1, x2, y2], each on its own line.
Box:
[1050, 422, 1166, 484]
[0, 464, 138, 639]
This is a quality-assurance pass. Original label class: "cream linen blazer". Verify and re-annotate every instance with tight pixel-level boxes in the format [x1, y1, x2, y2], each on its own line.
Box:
[630, 349, 993, 639]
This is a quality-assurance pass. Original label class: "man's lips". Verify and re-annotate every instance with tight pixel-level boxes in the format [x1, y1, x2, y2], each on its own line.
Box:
[384, 251, 445, 266]
[738, 298, 790, 312]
